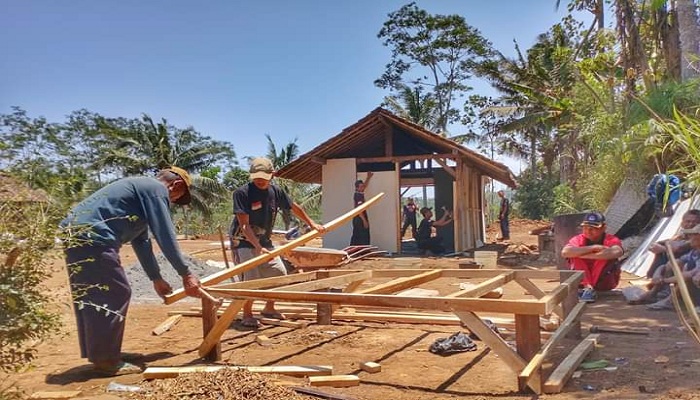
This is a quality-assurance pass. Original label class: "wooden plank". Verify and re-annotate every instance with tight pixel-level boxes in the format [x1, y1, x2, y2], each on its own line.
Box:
[275, 271, 372, 292]
[445, 272, 513, 298]
[515, 278, 564, 319]
[541, 272, 583, 315]
[165, 193, 385, 304]
[152, 314, 182, 336]
[143, 365, 334, 379]
[357, 153, 456, 164]
[30, 391, 82, 399]
[542, 334, 599, 394]
[454, 311, 527, 375]
[358, 270, 443, 294]
[309, 375, 360, 387]
[360, 361, 381, 373]
[518, 302, 586, 393]
[371, 269, 503, 279]
[513, 270, 578, 280]
[207, 288, 547, 315]
[211, 272, 319, 290]
[198, 300, 245, 358]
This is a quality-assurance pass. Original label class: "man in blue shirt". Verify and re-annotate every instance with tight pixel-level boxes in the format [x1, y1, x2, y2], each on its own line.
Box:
[61, 167, 202, 376]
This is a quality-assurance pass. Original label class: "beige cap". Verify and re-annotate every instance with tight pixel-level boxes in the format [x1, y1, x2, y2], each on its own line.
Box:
[163, 166, 192, 205]
[249, 157, 275, 180]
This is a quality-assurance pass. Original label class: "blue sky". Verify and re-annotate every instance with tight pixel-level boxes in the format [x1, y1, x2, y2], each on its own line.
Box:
[1, 1, 577, 175]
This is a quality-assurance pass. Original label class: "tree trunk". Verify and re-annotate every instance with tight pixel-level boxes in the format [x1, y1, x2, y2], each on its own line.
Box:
[677, 0, 700, 80]
[660, 5, 682, 81]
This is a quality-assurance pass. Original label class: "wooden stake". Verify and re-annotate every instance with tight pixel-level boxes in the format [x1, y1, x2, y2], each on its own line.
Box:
[218, 225, 230, 269]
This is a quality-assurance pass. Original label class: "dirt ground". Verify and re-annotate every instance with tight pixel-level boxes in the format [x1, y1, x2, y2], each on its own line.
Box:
[9, 219, 700, 399]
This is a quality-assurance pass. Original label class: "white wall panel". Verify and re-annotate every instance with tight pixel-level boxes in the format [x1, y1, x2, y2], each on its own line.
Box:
[321, 158, 356, 249]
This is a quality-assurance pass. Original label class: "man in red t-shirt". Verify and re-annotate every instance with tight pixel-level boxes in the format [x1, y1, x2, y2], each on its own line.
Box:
[561, 212, 624, 302]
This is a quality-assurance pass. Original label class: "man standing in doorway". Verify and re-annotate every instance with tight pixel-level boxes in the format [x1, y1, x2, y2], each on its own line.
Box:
[497, 190, 510, 241]
[350, 171, 373, 246]
[401, 197, 419, 239]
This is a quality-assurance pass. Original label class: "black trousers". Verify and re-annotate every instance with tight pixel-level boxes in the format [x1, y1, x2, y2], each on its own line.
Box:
[65, 246, 131, 363]
[350, 216, 370, 245]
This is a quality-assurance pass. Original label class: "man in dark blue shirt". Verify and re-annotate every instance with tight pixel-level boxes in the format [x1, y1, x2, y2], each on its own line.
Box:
[61, 167, 202, 376]
[416, 206, 453, 255]
[230, 157, 324, 328]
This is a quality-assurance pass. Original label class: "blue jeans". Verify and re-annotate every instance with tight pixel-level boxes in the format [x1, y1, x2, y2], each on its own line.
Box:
[500, 218, 510, 239]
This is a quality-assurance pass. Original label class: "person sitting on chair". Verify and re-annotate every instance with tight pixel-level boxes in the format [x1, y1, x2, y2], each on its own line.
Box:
[561, 212, 623, 303]
[416, 206, 453, 255]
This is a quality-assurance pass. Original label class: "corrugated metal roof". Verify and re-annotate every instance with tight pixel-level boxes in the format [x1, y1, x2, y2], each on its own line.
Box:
[277, 107, 517, 187]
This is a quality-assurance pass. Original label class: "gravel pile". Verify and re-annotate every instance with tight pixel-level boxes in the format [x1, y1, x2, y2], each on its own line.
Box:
[127, 369, 313, 400]
[125, 254, 223, 303]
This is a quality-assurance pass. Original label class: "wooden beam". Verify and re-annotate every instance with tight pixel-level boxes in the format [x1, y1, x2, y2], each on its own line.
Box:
[143, 365, 335, 379]
[357, 270, 443, 295]
[198, 300, 246, 358]
[384, 126, 393, 157]
[211, 272, 319, 290]
[206, 288, 547, 315]
[515, 315, 541, 375]
[514, 278, 564, 319]
[357, 153, 456, 164]
[542, 334, 599, 394]
[445, 272, 514, 298]
[434, 158, 456, 179]
[274, 271, 372, 292]
[518, 302, 586, 393]
[30, 391, 82, 399]
[201, 296, 221, 361]
[310, 156, 326, 165]
[455, 311, 528, 373]
[541, 272, 583, 315]
[164, 193, 385, 304]
[309, 375, 360, 387]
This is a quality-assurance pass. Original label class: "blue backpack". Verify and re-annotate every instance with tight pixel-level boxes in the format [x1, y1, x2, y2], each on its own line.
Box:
[647, 174, 681, 210]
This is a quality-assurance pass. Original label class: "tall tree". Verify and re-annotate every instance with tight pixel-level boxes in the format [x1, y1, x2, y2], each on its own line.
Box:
[375, 2, 494, 134]
[677, 0, 700, 80]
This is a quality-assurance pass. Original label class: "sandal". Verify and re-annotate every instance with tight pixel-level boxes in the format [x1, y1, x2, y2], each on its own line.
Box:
[260, 311, 287, 320]
[94, 361, 142, 376]
[240, 316, 261, 328]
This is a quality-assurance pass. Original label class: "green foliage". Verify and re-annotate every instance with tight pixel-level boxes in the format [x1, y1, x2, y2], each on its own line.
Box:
[552, 183, 579, 215]
[645, 108, 700, 188]
[376, 2, 494, 133]
[0, 199, 61, 376]
[513, 171, 558, 220]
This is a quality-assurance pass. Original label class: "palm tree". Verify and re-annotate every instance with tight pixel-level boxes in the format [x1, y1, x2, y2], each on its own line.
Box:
[264, 134, 322, 228]
[382, 85, 439, 132]
[96, 114, 236, 217]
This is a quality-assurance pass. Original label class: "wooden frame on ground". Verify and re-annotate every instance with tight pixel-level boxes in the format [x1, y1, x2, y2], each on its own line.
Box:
[191, 268, 584, 394]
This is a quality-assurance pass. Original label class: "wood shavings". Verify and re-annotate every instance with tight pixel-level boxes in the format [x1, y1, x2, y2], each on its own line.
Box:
[128, 369, 312, 400]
